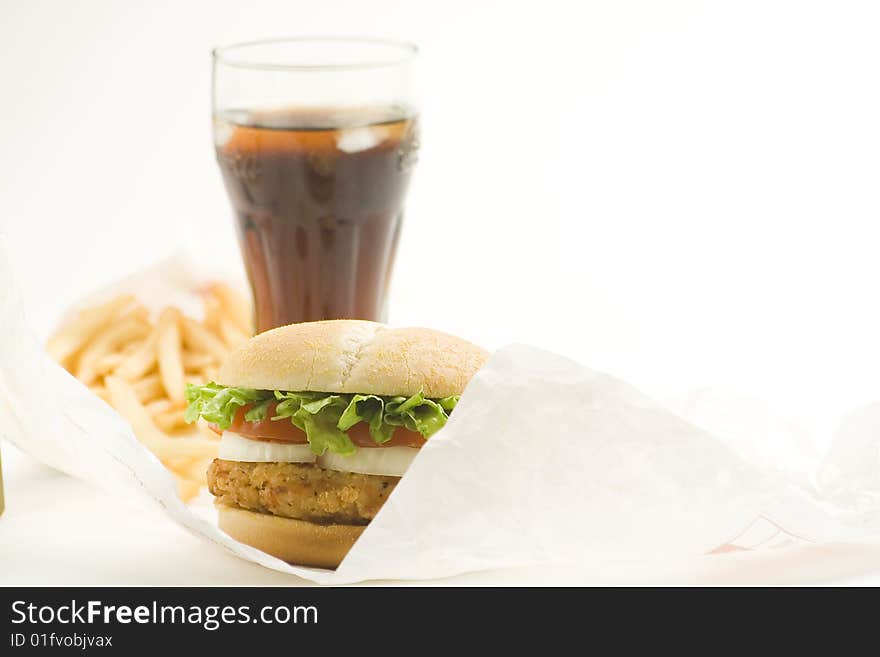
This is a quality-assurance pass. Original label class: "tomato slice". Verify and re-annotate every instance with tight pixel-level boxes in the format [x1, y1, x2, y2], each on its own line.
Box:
[210, 402, 427, 448]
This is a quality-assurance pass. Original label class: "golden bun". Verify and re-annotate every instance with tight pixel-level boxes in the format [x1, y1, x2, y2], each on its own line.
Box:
[217, 504, 363, 569]
[217, 319, 489, 398]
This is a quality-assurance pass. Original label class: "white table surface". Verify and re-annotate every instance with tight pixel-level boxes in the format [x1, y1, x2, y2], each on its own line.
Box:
[3, 442, 880, 586]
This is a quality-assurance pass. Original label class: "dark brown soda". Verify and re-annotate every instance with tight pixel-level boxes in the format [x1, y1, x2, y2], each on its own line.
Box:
[214, 107, 418, 333]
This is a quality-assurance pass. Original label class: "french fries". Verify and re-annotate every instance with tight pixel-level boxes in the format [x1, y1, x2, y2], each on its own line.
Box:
[46, 295, 136, 368]
[114, 327, 159, 382]
[47, 283, 253, 502]
[95, 352, 125, 376]
[208, 283, 252, 335]
[75, 316, 150, 386]
[219, 316, 249, 349]
[181, 351, 214, 371]
[180, 316, 229, 362]
[156, 308, 185, 404]
[154, 408, 190, 433]
[144, 398, 174, 416]
[132, 373, 163, 403]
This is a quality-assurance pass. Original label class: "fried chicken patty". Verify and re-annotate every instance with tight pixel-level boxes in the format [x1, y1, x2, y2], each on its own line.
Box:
[207, 459, 400, 525]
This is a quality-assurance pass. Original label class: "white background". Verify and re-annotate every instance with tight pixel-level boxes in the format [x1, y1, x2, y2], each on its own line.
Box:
[2, 0, 880, 583]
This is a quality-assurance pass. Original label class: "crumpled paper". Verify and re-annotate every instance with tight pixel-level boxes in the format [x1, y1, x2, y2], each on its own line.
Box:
[2, 244, 880, 584]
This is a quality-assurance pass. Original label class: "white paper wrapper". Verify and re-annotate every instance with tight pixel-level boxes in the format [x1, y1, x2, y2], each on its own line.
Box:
[2, 241, 880, 584]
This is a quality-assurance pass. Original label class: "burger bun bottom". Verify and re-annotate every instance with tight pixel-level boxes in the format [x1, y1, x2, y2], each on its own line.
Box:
[217, 504, 364, 569]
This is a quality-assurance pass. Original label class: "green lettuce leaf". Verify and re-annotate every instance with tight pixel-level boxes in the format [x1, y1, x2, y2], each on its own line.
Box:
[184, 383, 461, 456]
[338, 394, 395, 444]
[243, 398, 273, 422]
[294, 396, 355, 456]
[183, 382, 269, 429]
[438, 396, 459, 411]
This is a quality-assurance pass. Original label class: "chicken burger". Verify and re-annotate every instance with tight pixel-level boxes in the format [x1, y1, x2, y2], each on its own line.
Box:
[184, 320, 488, 568]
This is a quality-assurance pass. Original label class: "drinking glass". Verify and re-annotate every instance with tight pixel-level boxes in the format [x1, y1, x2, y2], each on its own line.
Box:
[212, 37, 419, 333]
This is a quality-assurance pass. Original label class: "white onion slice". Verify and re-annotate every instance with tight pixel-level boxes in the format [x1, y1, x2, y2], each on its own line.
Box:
[318, 446, 419, 477]
[219, 432, 316, 463]
[219, 431, 418, 476]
